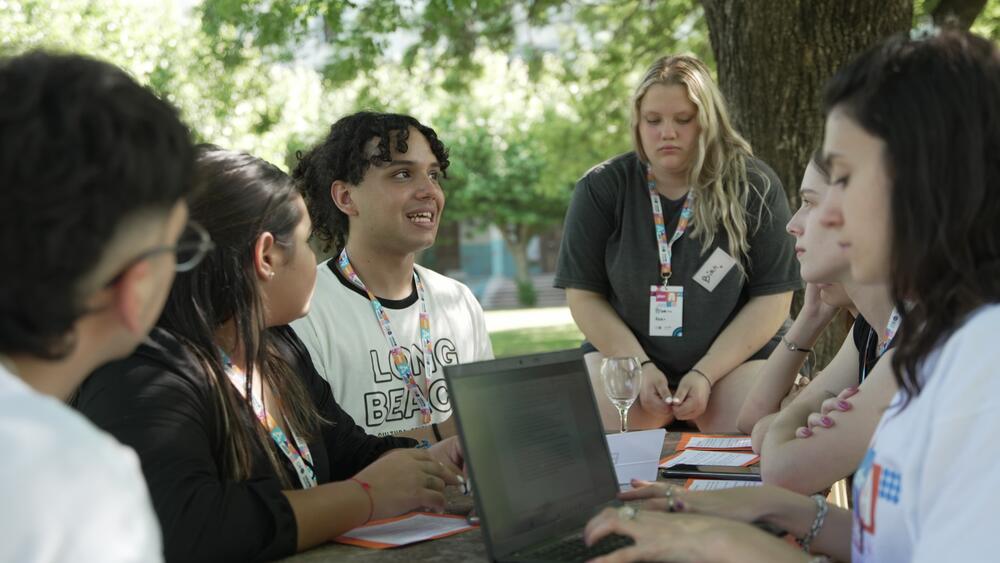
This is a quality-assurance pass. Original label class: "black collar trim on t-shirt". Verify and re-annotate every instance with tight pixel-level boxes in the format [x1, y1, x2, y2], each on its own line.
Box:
[328, 260, 419, 309]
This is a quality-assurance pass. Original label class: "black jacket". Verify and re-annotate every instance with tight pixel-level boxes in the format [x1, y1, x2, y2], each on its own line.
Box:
[74, 325, 415, 562]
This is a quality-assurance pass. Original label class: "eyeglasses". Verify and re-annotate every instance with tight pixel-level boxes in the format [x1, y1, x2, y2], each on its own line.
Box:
[106, 220, 215, 286]
[169, 220, 215, 272]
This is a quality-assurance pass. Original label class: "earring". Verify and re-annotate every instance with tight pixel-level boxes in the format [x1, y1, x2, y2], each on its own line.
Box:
[269, 271, 275, 279]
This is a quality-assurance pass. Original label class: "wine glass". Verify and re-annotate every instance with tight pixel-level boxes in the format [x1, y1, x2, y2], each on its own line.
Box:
[600, 357, 643, 433]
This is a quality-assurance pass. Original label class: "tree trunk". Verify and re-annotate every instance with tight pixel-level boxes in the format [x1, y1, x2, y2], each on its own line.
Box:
[700, 0, 913, 367]
[507, 239, 531, 284]
[502, 224, 538, 307]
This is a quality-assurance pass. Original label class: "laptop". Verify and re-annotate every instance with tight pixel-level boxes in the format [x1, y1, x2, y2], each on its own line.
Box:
[444, 349, 634, 562]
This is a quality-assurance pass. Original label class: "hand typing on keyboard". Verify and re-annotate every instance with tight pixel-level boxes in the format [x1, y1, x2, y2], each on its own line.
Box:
[583, 506, 797, 562]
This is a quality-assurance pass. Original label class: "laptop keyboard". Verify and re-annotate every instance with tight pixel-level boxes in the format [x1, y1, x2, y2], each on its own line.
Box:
[517, 533, 634, 561]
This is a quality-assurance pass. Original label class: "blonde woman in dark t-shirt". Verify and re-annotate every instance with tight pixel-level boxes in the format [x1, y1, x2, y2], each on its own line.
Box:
[555, 54, 800, 432]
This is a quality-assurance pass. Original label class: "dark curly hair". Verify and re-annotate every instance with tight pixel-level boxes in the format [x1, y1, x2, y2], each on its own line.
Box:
[0, 51, 195, 359]
[823, 29, 1000, 405]
[292, 111, 450, 253]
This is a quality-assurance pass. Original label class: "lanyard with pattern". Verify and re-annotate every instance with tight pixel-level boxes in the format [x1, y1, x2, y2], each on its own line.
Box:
[220, 351, 317, 489]
[337, 249, 434, 425]
[878, 307, 902, 356]
[647, 163, 694, 285]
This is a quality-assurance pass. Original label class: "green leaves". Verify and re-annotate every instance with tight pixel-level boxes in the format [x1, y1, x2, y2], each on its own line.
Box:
[2, 0, 335, 168]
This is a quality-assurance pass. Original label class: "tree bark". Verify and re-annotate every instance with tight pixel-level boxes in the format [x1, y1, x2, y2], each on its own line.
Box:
[700, 0, 913, 367]
[502, 224, 538, 306]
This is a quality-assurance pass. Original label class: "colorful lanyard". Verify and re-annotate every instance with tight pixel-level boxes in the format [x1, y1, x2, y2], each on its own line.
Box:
[220, 351, 317, 489]
[647, 164, 694, 285]
[337, 249, 434, 425]
[878, 307, 901, 356]
[861, 307, 902, 382]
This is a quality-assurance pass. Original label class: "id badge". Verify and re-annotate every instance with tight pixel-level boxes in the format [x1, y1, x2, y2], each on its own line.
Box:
[649, 285, 684, 337]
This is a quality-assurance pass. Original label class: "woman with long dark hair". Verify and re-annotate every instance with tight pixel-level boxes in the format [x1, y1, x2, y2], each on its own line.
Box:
[74, 146, 464, 562]
[583, 28, 1000, 563]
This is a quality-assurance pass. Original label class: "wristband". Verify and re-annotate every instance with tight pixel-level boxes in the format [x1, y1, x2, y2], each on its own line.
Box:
[689, 368, 712, 387]
[799, 493, 828, 553]
[782, 335, 813, 353]
[350, 477, 374, 523]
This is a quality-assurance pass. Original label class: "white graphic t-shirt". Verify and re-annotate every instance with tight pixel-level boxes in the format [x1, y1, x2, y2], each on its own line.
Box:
[852, 304, 1000, 562]
[292, 261, 494, 436]
[0, 362, 163, 562]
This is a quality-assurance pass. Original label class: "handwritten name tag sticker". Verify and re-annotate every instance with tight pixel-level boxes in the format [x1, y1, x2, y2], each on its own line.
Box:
[693, 247, 736, 292]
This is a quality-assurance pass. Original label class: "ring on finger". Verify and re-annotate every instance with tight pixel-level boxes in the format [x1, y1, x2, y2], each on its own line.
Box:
[618, 505, 638, 521]
[664, 488, 677, 512]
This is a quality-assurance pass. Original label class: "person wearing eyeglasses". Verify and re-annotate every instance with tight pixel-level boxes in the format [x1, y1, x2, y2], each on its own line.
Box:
[74, 146, 466, 563]
[0, 52, 200, 562]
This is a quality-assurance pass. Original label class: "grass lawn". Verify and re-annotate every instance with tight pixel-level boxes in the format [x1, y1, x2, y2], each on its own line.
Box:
[489, 323, 585, 358]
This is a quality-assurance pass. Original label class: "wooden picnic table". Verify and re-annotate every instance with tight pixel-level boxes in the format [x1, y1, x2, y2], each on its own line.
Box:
[280, 432, 687, 562]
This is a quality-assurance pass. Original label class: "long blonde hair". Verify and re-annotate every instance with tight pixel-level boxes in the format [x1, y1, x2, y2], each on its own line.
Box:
[631, 54, 769, 269]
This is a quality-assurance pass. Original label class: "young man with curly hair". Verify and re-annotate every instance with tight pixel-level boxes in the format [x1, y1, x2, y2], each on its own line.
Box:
[0, 52, 203, 562]
[291, 112, 493, 440]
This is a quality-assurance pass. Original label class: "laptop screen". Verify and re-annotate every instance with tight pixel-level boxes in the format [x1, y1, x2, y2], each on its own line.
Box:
[445, 350, 619, 556]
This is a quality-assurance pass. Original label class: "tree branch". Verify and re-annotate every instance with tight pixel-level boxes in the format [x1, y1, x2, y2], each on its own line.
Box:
[931, 0, 987, 29]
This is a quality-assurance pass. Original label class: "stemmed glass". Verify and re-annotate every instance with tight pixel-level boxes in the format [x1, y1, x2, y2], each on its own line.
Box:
[601, 357, 643, 433]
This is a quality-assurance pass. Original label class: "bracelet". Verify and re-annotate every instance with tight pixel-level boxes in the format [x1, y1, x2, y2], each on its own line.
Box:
[689, 368, 712, 387]
[350, 477, 374, 523]
[640, 359, 654, 368]
[782, 335, 813, 354]
[799, 494, 828, 553]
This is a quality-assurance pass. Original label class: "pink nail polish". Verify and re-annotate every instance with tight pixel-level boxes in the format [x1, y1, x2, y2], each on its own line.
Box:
[838, 401, 851, 410]
[822, 416, 833, 427]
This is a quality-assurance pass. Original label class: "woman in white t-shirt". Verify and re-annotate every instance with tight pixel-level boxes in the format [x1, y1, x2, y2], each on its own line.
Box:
[582, 28, 1000, 563]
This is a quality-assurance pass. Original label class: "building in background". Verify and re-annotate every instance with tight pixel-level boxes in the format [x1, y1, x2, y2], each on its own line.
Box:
[420, 221, 566, 309]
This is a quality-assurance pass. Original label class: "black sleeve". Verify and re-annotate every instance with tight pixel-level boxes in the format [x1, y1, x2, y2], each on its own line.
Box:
[554, 172, 618, 294]
[853, 315, 879, 384]
[273, 326, 417, 480]
[74, 354, 297, 563]
[744, 160, 803, 296]
[852, 315, 871, 352]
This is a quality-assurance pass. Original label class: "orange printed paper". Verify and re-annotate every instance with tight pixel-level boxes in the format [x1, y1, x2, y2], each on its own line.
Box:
[676, 433, 753, 451]
[334, 512, 476, 549]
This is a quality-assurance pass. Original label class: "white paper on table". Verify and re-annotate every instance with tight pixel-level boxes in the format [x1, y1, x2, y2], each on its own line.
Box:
[683, 436, 752, 450]
[606, 428, 666, 485]
[659, 449, 759, 468]
[685, 479, 764, 491]
[335, 513, 475, 549]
